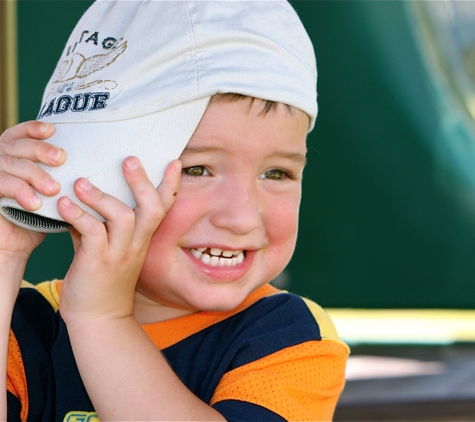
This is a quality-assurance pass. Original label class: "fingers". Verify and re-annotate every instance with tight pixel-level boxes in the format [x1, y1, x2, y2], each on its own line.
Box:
[0, 121, 65, 166]
[1, 120, 54, 140]
[0, 154, 61, 200]
[57, 194, 107, 253]
[57, 158, 181, 250]
[0, 171, 43, 210]
[155, 160, 182, 214]
[0, 154, 62, 209]
[0, 121, 65, 208]
[125, 158, 181, 240]
[0, 121, 54, 145]
[58, 176, 139, 254]
[58, 179, 124, 245]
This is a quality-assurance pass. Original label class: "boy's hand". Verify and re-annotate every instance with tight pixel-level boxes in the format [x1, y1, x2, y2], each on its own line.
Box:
[0, 121, 67, 422]
[55, 160, 225, 422]
[0, 121, 65, 212]
[58, 157, 182, 323]
[0, 121, 66, 281]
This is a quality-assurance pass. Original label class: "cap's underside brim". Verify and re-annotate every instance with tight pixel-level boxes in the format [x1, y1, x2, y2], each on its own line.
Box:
[0, 97, 210, 233]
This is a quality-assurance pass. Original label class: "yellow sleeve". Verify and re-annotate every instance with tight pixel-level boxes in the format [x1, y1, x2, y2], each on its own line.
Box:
[30, 279, 62, 311]
[301, 296, 349, 348]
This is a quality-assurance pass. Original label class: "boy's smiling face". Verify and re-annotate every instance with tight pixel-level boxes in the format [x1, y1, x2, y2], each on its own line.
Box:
[134, 97, 309, 322]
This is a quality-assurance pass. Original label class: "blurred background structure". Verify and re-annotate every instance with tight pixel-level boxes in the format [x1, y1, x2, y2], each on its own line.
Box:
[1, 1, 475, 420]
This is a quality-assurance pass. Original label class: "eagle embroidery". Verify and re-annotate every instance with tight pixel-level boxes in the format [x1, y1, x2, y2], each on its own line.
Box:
[52, 41, 127, 83]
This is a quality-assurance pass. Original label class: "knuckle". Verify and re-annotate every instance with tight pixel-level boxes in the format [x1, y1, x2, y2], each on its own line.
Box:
[121, 207, 136, 225]
[0, 170, 17, 190]
[0, 128, 13, 144]
[88, 220, 106, 237]
[92, 187, 106, 201]
[15, 184, 33, 201]
[0, 171, 8, 185]
[74, 210, 105, 236]
[149, 206, 167, 225]
[0, 172, 34, 206]
[0, 137, 16, 150]
[1, 154, 18, 171]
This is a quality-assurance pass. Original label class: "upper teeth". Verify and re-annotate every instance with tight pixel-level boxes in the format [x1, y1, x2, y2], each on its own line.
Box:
[190, 247, 244, 267]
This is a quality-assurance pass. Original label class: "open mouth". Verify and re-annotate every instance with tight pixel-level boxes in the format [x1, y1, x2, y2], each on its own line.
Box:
[190, 247, 245, 267]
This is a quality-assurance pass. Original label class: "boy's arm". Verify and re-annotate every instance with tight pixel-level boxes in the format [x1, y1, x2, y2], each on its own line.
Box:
[67, 316, 226, 421]
[0, 121, 65, 420]
[58, 158, 225, 421]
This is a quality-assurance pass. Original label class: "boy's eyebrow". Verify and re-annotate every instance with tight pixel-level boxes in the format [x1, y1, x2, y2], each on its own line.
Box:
[272, 151, 308, 166]
[180, 146, 222, 156]
[181, 146, 307, 166]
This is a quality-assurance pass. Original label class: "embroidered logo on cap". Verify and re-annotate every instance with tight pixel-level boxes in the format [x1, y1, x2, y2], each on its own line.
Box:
[37, 92, 111, 119]
[52, 41, 127, 88]
[38, 34, 127, 120]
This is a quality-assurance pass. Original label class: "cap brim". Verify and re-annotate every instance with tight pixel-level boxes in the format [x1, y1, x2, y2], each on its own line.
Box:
[0, 97, 210, 233]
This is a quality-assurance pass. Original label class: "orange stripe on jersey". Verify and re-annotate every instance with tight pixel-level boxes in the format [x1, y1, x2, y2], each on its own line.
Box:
[7, 329, 28, 421]
[32, 280, 280, 350]
[210, 339, 348, 421]
[142, 284, 280, 350]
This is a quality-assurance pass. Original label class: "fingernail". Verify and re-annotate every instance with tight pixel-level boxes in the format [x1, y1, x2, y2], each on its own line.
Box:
[45, 178, 58, 193]
[49, 148, 62, 163]
[31, 195, 42, 208]
[173, 161, 182, 173]
[61, 197, 73, 208]
[125, 157, 140, 170]
[39, 123, 51, 134]
[78, 178, 92, 191]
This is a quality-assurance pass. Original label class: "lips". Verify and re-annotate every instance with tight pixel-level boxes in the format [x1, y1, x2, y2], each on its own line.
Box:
[189, 247, 245, 267]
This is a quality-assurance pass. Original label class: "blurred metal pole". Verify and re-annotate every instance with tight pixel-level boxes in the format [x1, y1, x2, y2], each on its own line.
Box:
[0, 0, 18, 133]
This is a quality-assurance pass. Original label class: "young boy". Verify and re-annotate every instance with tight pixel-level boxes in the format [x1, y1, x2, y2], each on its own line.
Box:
[0, 1, 349, 421]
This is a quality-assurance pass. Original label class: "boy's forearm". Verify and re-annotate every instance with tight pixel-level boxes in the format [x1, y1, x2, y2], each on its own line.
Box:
[0, 253, 28, 301]
[67, 316, 226, 421]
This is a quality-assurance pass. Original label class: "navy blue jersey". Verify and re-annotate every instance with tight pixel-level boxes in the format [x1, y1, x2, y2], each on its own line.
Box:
[7, 281, 348, 421]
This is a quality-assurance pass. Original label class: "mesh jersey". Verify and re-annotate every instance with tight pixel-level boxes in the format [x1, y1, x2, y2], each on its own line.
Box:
[7, 280, 348, 422]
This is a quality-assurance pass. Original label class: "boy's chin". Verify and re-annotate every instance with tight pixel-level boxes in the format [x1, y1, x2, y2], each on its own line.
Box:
[193, 284, 268, 313]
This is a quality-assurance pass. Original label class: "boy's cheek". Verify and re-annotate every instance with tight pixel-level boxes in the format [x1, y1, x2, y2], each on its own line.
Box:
[152, 193, 192, 229]
[266, 210, 299, 255]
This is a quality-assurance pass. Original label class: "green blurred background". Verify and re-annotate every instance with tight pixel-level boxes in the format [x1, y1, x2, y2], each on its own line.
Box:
[17, 1, 475, 309]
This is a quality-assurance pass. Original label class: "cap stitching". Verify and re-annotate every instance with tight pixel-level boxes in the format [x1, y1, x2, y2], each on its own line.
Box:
[184, 0, 201, 95]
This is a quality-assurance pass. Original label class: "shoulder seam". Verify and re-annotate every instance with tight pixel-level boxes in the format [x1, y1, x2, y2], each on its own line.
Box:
[300, 297, 349, 351]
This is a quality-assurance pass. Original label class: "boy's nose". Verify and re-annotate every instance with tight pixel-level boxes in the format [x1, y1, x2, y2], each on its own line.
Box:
[210, 183, 262, 235]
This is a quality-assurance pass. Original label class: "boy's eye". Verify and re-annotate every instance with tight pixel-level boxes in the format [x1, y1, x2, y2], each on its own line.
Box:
[261, 169, 288, 180]
[182, 165, 209, 176]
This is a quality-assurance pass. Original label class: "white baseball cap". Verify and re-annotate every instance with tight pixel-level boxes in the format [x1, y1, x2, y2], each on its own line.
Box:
[0, 0, 317, 233]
